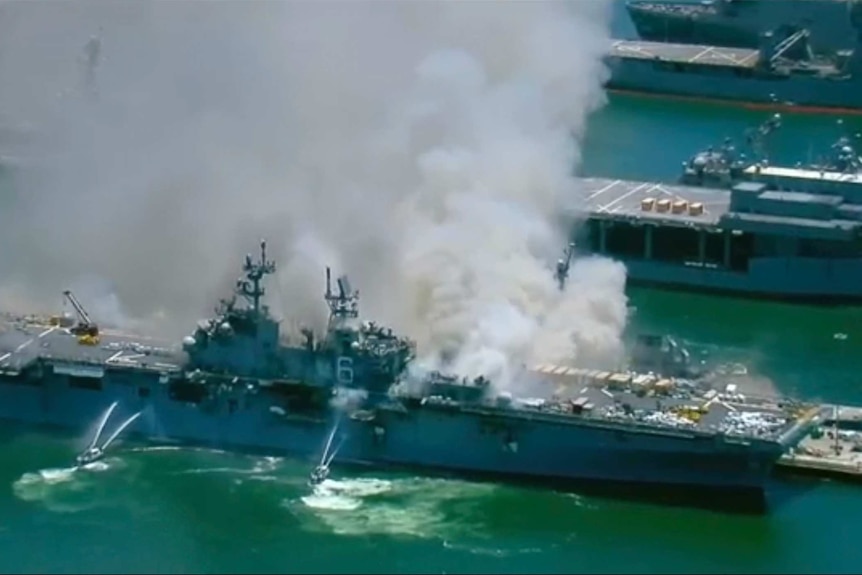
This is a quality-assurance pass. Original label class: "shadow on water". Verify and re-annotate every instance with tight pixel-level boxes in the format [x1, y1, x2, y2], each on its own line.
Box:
[765, 475, 819, 510]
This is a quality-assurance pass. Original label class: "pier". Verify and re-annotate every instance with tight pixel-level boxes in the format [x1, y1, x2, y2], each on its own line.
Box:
[776, 404, 862, 482]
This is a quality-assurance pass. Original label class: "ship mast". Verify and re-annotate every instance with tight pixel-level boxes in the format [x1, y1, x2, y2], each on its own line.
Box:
[235, 240, 276, 315]
[324, 267, 359, 331]
[555, 242, 576, 291]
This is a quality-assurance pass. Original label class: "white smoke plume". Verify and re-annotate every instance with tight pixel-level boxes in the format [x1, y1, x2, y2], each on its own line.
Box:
[0, 1, 628, 390]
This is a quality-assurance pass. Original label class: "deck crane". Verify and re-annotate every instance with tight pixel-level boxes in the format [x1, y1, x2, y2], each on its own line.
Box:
[62, 290, 100, 345]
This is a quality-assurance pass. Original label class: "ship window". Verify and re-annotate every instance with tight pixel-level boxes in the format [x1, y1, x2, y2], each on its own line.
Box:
[652, 226, 700, 263]
[581, 219, 602, 252]
[704, 231, 725, 264]
[729, 233, 754, 271]
[138, 386, 151, 399]
[605, 221, 646, 258]
[69, 375, 103, 391]
[168, 380, 208, 404]
[268, 382, 327, 412]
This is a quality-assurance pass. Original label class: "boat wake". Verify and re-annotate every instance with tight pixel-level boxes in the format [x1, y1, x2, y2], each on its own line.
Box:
[176, 455, 282, 478]
[11, 402, 142, 513]
[11, 457, 122, 513]
[294, 475, 498, 539]
[301, 477, 393, 511]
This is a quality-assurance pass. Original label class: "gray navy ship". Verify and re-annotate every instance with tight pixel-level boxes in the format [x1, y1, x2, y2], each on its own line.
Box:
[606, 4, 862, 114]
[573, 114, 862, 301]
[0, 240, 820, 509]
[626, 0, 859, 55]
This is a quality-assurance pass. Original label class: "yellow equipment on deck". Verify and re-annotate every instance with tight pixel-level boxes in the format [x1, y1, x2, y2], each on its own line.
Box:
[61, 290, 100, 346]
[671, 405, 707, 423]
[77, 334, 101, 346]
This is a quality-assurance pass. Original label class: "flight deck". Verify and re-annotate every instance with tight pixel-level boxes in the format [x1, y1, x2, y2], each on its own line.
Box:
[0, 313, 185, 374]
[523, 363, 822, 443]
[609, 39, 759, 68]
[576, 177, 731, 228]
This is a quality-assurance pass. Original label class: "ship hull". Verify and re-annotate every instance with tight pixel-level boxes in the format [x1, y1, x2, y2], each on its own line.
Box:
[627, 0, 856, 54]
[604, 58, 862, 114]
[629, 7, 760, 49]
[0, 372, 785, 509]
[620, 257, 862, 302]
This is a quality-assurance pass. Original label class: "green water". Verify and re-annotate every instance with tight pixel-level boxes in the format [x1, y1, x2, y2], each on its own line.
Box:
[3, 97, 862, 574]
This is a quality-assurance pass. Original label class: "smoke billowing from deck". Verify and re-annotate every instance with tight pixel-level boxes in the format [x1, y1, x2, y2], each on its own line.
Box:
[0, 1, 628, 389]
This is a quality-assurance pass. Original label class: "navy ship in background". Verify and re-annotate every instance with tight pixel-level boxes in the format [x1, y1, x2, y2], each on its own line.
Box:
[0, 240, 820, 510]
[626, 0, 859, 54]
[573, 113, 862, 301]
[605, 3, 862, 115]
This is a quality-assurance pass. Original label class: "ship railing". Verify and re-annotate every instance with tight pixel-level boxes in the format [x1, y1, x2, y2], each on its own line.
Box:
[39, 354, 179, 374]
[582, 398, 801, 441]
[716, 393, 814, 415]
[457, 402, 703, 439]
[403, 385, 803, 441]
[468, 397, 784, 440]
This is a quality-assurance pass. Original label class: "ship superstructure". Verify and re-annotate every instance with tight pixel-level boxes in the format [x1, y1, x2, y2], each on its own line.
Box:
[0, 240, 822, 507]
[626, 0, 858, 55]
[572, 122, 862, 300]
[679, 113, 782, 187]
[606, 7, 862, 114]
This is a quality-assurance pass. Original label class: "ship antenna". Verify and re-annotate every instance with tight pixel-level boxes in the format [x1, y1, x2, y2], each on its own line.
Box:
[235, 239, 276, 315]
[323, 266, 359, 330]
[555, 242, 576, 291]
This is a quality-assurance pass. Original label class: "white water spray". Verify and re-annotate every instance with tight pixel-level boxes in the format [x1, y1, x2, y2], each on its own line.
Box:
[321, 422, 339, 468]
[87, 401, 118, 454]
[310, 419, 345, 486]
[0, 2, 628, 392]
[76, 401, 140, 467]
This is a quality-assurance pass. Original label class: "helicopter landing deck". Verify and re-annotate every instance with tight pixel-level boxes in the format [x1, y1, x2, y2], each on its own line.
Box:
[573, 177, 731, 228]
[0, 315, 184, 374]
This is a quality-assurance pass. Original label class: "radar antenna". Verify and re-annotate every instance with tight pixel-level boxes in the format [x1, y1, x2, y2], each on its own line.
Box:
[555, 242, 576, 291]
[234, 240, 276, 314]
[324, 267, 359, 329]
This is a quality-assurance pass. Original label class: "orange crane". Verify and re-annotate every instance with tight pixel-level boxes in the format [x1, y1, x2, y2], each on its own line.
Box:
[62, 290, 100, 345]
